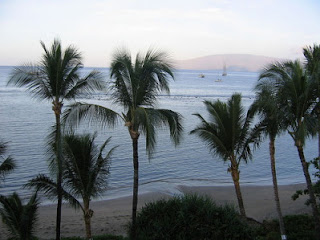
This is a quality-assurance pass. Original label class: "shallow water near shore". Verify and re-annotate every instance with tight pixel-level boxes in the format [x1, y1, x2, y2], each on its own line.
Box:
[0, 66, 317, 202]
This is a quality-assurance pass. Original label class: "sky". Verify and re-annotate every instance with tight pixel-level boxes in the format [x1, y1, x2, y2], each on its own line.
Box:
[1, 0, 320, 67]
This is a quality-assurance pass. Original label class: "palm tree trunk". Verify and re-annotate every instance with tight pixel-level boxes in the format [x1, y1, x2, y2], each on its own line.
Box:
[269, 138, 286, 239]
[296, 142, 320, 239]
[230, 156, 246, 217]
[84, 200, 93, 240]
[130, 130, 140, 240]
[318, 130, 320, 158]
[53, 100, 63, 240]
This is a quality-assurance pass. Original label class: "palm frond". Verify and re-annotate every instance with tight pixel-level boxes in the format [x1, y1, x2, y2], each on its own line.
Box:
[25, 174, 58, 202]
[24, 174, 82, 211]
[0, 192, 39, 240]
[62, 102, 120, 130]
[0, 157, 16, 179]
[63, 70, 105, 100]
[191, 113, 230, 160]
[0, 141, 16, 181]
[132, 107, 183, 156]
[7, 65, 54, 100]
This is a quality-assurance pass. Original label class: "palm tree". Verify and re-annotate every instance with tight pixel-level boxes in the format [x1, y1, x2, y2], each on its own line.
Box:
[0, 141, 16, 183]
[7, 39, 105, 240]
[27, 133, 116, 239]
[259, 60, 320, 238]
[303, 44, 320, 157]
[191, 93, 261, 217]
[0, 192, 39, 240]
[252, 82, 287, 239]
[63, 49, 183, 239]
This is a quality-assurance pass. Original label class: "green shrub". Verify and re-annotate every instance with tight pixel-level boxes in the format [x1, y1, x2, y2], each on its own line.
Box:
[255, 214, 315, 240]
[129, 194, 254, 240]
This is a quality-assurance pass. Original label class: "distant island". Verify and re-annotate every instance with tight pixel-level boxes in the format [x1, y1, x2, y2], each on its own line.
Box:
[174, 54, 286, 72]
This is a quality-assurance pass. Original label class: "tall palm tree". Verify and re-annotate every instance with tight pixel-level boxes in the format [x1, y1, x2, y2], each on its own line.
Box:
[303, 44, 320, 157]
[7, 39, 105, 240]
[0, 141, 16, 182]
[252, 83, 287, 239]
[191, 93, 261, 217]
[26, 133, 116, 239]
[0, 192, 39, 240]
[259, 60, 320, 238]
[63, 49, 183, 239]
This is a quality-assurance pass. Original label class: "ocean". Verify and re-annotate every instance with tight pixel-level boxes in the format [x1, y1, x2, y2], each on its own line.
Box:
[0, 66, 317, 202]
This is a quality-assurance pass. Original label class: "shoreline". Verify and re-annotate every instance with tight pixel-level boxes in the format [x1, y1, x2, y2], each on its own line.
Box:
[0, 183, 312, 240]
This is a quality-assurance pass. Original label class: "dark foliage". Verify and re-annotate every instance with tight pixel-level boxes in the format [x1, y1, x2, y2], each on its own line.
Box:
[292, 157, 320, 206]
[256, 214, 315, 240]
[128, 194, 254, 240]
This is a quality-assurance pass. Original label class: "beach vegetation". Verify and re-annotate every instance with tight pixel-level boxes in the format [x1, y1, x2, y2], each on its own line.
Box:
[258, 60, 320, 236]
[0, 192, 39, 240]
[190, 93, 262, 217]
[63, 48, 183, 239]
[292, 157, 320, 206]
[7, 38, 105, 240]
[26, 133, 116, 239]
[252, 75, 287, 237]
[0, 141, 16, 184]
[256, 214, 315, 240]
[129, 194, 254, 240]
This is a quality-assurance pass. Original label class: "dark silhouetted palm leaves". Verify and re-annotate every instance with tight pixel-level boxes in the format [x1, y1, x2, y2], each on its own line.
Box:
[63, 49, 183, 239]
[7, 39, 105, 240]
[191, 93, 261, 217]
[0, 192, 39, 240]
[259, 60, 320, 238]
[0, 141, 16, 183]
[26, 133, 115, 239]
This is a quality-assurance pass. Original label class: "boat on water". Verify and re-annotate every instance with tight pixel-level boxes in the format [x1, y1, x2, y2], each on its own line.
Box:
[199, 74, 205, 78]
[215, 78, 222, 82]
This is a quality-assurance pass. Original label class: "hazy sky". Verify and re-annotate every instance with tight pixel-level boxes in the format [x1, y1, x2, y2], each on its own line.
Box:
[1, 0, 320, 67]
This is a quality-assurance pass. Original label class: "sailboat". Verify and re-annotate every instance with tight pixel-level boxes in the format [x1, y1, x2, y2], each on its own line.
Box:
[222, 64, 227, 76]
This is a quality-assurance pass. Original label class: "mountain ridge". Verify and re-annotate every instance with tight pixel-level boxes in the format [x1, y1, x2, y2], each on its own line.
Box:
[174, 54, 287, 72]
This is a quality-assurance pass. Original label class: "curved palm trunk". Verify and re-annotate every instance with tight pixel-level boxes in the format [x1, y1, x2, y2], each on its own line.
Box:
[230, 155, 246, 217]
[83, 199, 93, 239]
[53, 100, 63, 240]
[130, 129, 140, 240]
[269, 138, 286, 239]
[296, 142, 320, 239]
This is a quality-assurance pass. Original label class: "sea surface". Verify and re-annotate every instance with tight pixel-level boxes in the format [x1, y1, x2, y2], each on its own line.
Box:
[0, 66, 318, 202]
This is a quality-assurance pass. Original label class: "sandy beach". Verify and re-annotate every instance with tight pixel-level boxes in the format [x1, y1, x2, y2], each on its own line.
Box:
[0, 184, 312, 240]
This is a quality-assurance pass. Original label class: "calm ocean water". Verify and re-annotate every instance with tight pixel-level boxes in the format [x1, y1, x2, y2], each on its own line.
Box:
[0, 66, 318, 201]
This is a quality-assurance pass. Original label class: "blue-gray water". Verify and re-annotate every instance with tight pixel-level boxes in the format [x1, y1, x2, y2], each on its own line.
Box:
[0, 66, 317, 202]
